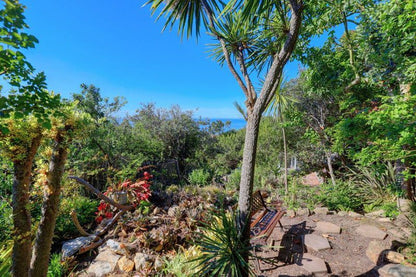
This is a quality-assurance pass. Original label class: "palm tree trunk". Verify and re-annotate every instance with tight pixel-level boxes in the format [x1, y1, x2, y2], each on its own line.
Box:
[12, 135, 42, 277]
[238, 112, 261, 275]
[282, 127, 288, 194]
[30, 130, 69, 277]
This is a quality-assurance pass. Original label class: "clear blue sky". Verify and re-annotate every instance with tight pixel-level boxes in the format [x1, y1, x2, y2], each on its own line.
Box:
[21, 1, 321, 119]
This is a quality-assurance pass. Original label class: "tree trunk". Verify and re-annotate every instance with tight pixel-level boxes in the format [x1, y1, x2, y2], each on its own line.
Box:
[30, 130, 69, 277]
[12, 135, 42, 277]
[325, 150, 336, 186]
[237, 112, 261, 275]
[282, 127, 288, 194]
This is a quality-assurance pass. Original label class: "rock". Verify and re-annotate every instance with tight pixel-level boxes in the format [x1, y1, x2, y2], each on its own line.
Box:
[366, 240, 389, 264]
[300, 253, 328, 274]
[99, 239, 127, 255]
[314, 207, 329, 215]
[87, 250, 121, 276]
[315, 221, 341, 234]
[378, 217, 392, 223]
[395, 214, 411, 228]
[61, 235, 97, 258]
[338, 211, 348, 216]
[117, 256, 135, 272]
[286, 210, 296, 217]
[348, 211, 363, 217]
[154, 256, 163, 271]
[378, 263, 416, 277]
[384, 251, 405, 264]
[87, 260, 115, 276]
[388, 228, 407, 241]
[366, 210, 385, 218]
[134, 252, 152, 271]
[304, 234, 331, 251]
[356, 224, 388, 240]
[398, 198, 411, 213]
[297, 208, 310, 216]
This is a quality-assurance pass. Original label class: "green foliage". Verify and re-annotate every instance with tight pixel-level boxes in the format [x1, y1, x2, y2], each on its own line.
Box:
[317, 181, 363, 212]
[47, 253, 67, 277]
[0, 200, 12, 242]
[194, 210, 254, 276]
[162, 246, 201, 277]
[0, 0, 61, 131]
[380, 202, 399, 219]
[188, 169, 211, 186]
[54, 196, 98, 240]
[0, 240, 12, 277]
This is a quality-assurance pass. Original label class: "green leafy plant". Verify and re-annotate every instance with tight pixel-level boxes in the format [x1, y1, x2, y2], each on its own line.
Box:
[47, 253, 67, 277]
[317, 181, 364, 212]
[0, 241, 12, 277]
[188, 169, 211, 186]
[194, 210, 254, 276]
[162, 245, 201, 277]
[54, 195, 98, 240]
[0, 200, 12, 242]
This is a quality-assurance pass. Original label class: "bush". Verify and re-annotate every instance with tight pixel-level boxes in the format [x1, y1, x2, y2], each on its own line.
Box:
[54, 196, 98, 240]
[225, 169, 241, 191]
[47, 253, 67, 277]
[188, 169, 211, 186]
[162, 246, 201, 277]
[0, 200, 12, 243]
[317, 181, 364, 212]
[194, 210, 253, 276]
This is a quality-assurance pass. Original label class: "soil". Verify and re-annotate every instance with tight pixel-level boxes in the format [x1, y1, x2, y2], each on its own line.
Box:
[253, 213, 404, 277]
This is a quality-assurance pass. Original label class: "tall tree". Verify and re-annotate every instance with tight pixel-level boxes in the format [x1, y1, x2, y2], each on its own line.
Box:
[145, 0, 303, 271]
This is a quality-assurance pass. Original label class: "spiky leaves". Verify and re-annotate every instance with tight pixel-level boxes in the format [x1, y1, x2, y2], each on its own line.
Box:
[145, 0, 222, 38]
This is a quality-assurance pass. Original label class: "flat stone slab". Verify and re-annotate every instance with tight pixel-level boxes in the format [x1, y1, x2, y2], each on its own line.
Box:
[61, 235, 97, 258]
[356, 224, 387, 240]
[87, 260, 115, 277]
[316, 221, 341, 234]
[304, 234, 331, 251]
[314, 207, 329, 215]
[378, 263, 416, 277]
[300, 253, 328, 274]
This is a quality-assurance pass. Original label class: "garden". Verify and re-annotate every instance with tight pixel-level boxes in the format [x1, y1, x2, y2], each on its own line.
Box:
[0, 0, 416, 276]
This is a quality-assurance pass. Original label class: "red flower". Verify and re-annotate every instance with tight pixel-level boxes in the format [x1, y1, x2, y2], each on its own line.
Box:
[105, 212, 113, 219]
[96, 216, 103, 224]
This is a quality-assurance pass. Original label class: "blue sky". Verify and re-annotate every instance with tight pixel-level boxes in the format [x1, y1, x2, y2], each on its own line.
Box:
[21, 1, 316, 119]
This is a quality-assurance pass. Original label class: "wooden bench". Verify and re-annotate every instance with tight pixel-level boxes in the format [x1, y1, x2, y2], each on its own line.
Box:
[250, 190, 286, 245]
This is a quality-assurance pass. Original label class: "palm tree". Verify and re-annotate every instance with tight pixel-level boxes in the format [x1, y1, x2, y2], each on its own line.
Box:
[266, 77, 296, 194]
[145, 1, 304, 274]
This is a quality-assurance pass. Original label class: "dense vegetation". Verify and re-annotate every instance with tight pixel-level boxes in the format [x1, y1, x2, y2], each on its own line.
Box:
[0, 0, 415, 276]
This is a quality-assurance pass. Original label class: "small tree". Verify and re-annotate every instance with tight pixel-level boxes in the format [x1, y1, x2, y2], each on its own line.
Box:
[145, 0, 304, 272]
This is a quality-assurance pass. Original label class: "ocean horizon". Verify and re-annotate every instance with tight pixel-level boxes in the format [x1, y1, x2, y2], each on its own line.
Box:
[208, 118, 246, 131]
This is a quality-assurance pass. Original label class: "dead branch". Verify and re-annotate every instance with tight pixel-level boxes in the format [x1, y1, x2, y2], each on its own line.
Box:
[70, 210, 92, 236]
[68, 176, 134, 211]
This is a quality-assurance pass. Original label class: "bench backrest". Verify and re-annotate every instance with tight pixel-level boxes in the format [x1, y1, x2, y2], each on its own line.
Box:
[250, 190, 267, 217]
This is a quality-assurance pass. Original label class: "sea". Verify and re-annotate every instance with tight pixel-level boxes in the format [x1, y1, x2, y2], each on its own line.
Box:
[208, 118, 246, 131]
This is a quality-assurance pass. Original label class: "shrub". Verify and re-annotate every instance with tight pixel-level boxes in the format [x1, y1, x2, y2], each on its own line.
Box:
[317, 181, 364, 212]
[47, 253, 67, 277]
[162, 245, 201, 277]
[54, 196, 98, 240]
[194, 210, 254, 276]
[188, 169, 211, 186]
[0, 200, 12, 242]
[225, 169, 241, 191]
[0, 241, 12, 277]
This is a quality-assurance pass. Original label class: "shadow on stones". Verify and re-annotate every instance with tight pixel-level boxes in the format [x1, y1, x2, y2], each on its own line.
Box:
[257, 221, 314, 272]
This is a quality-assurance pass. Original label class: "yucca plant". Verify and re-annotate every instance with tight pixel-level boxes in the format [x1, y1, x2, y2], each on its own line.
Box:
[348, 162, 402, 204]
[193, 210, 254, 276]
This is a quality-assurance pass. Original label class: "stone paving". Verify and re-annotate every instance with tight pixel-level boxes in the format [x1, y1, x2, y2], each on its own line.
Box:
[254, 210, 414, 277]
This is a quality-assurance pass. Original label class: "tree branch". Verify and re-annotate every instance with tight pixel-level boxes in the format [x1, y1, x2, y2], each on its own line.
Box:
[68, 176, 134, 211]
